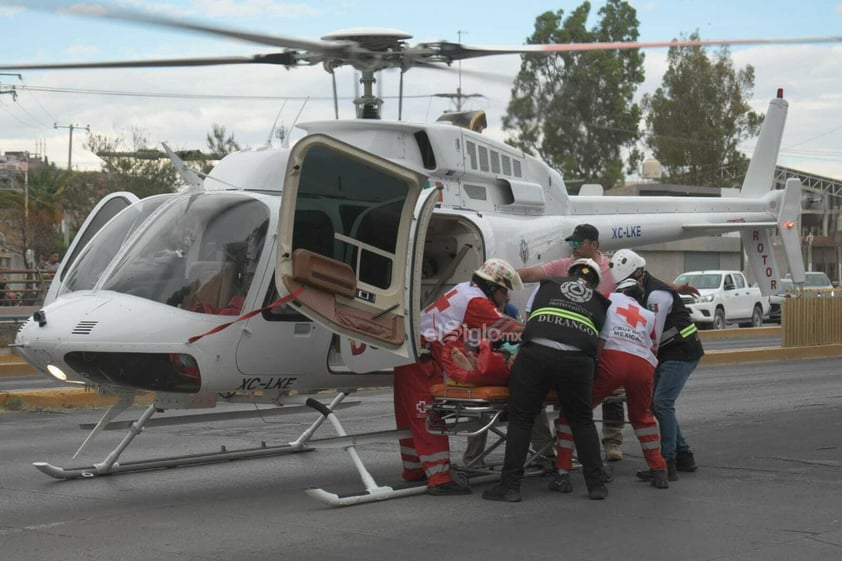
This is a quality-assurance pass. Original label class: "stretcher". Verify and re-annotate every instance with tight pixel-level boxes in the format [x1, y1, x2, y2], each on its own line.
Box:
[426, 383, 560, 483]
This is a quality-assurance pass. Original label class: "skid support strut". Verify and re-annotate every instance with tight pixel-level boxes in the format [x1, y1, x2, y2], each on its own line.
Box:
[303, 393, 422, 506]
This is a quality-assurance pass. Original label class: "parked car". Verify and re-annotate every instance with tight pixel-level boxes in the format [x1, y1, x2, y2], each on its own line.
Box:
[768, 271, 834, 324]
[674, 270, 770, 329]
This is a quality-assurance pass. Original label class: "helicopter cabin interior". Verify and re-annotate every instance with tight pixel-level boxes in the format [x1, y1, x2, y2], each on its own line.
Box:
[419, 215, 485, 308]
[289, 205, 485, 337]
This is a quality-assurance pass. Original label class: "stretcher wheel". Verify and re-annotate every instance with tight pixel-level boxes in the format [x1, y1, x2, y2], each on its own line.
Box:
[453, 469, 470, 488]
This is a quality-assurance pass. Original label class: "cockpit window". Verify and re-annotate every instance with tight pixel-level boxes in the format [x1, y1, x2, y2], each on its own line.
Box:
[101, 193, 270, 315]
[60, 195, 169, 296]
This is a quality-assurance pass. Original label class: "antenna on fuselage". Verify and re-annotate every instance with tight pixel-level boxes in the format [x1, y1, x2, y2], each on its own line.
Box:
[283, 97, 309, 148]
[266, 100, 289, 146]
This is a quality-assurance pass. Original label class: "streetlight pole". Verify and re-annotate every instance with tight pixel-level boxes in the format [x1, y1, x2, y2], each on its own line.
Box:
[53, 123, 90, 170]
[24, 151, 29, 267]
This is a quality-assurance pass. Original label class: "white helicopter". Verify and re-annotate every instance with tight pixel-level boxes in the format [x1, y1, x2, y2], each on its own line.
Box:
[6, 5, 814, 505]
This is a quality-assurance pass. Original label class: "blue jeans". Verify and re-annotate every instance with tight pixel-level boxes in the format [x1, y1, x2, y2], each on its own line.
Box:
[652, 359, 699, 461]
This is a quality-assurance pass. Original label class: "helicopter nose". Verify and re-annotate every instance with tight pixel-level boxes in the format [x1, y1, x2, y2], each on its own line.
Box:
[13, 318, 55, 374]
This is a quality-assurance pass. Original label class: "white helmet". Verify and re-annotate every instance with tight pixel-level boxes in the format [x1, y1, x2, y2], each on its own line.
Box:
[615, 277, 644, 303]
[474, 258, 524, 291]
[610, 249, 646, 283]
[568, 257, 602, 286]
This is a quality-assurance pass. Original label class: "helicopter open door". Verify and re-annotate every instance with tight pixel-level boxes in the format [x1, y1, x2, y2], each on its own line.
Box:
[43, 191, 139, 304]
[277, 134, 438, 363]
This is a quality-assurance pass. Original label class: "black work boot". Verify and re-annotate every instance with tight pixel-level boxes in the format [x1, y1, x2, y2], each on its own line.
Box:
[427, 481, 471, 496]
[482, 484, 521, 502]
[676, 449, 698, 472]
[637, 462, 678, 483]
[650, 469, 669, 489]
[666, 459, 679, 481]
[587, 483, 608, 500]
[548, 473, 573, 493]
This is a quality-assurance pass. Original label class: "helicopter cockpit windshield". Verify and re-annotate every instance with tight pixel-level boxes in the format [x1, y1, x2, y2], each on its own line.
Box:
[100, 193, 270, 315]
[58, 195, 170, 298]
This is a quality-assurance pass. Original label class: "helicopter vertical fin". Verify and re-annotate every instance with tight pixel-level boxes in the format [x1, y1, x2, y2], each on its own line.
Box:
[740, 94, 787, 199]
[738, 93, 805, 295]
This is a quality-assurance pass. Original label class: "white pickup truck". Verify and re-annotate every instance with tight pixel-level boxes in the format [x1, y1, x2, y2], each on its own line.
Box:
[673, 270, 770, 329]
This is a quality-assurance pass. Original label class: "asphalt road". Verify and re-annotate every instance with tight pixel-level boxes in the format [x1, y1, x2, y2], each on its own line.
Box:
[1, 356, 840, 561]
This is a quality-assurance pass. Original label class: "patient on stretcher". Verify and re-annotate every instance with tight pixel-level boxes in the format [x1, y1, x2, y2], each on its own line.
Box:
[440, 340, 518, 387]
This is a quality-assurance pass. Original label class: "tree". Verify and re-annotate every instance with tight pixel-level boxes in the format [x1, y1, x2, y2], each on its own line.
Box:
[201, 124, 241, 173]
[0, 162, 68, 265]
[206, 123, 241, 157]
[503, 0, 645, 191]
[641, 32, 763, 187]
[85, 127, 179, 199]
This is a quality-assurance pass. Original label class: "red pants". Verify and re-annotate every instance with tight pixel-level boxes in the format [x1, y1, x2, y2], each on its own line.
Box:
[393, 360, 454, 487]
[556, 349, 666, 471]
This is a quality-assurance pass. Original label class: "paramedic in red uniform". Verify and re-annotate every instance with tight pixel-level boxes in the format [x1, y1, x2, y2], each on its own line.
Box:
[610, 249, 704, 481]
[393, 258, 524, 495]
[551, 277, 670, 492]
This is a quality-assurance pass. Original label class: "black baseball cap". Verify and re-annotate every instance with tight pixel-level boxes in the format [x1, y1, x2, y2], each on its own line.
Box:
[565, 224, 599, 243]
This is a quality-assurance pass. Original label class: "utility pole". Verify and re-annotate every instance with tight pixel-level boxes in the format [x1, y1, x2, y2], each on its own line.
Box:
[23, 152, 30, 268]
[433, 30, 483, 114]
[0, 73, 21, 101]
[53, 123, 90, 170]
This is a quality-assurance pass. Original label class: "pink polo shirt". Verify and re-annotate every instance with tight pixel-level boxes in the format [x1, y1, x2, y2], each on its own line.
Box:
[540, 252, 615, 297]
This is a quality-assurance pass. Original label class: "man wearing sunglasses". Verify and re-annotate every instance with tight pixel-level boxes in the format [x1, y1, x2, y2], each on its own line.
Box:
[519, 223, 613, 299]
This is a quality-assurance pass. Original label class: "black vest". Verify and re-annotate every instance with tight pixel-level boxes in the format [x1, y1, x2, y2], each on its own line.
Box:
[523, 277, 610, 357]
[642, 273, 705, 361]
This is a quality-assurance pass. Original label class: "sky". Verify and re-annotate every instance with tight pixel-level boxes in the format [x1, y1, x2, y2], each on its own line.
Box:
[1, 0, 842, 180]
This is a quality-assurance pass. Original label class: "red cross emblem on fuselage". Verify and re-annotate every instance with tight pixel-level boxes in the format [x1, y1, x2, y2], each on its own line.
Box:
[617, 304, 646, 328]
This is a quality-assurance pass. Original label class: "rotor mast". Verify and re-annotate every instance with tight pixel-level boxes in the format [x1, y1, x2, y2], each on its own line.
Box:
[320, 29, 417, 120]
[355, 69, 383, 119]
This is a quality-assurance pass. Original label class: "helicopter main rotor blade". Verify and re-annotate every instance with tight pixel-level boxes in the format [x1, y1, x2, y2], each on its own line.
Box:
[41, 1, 350, 53]
[0, 53, 298, 71]
[11, 4, 842, 78]
[432, 35, 842, 61]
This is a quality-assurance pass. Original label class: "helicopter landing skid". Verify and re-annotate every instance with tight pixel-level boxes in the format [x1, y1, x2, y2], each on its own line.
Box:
[32, 441, 313, 480]
[31, 391, 386, 481]
[32, 402, 320, 480]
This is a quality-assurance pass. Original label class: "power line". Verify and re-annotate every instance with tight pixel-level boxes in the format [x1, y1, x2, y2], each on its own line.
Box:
[8, 95, 52, 129]
[20, 84, 58, 123]
[0, 99, 43, 128]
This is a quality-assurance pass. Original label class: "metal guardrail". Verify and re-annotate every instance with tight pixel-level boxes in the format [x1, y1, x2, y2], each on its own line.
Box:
[781, 288, 842, 347]
[0, 268, 53, 308]
[0, 305, 38, 323]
